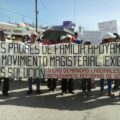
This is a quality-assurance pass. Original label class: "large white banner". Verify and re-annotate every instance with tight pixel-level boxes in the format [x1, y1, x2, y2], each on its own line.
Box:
[98, 20, 118, 34]
[80, 31, 102, 45]
[0, 42, 120, 79]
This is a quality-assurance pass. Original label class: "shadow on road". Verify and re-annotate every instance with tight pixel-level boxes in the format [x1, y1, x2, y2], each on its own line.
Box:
[0, 81, 120, 111]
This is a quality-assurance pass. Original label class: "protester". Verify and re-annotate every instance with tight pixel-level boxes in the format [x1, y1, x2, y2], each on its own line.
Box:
[42, 36, 57, 92]
[81, 41, 92, 96]
[60, 35, 66, 43]
[71, 32, 83, 44]
[112, 33, 120, 90]
[42, 36, 51, 45]
[0, 30, 11, 96]
[27, 32, 41, 95]
[60, 35, 74, 95]
[23, 35, 30, 43]
[100, 33, 116, 97]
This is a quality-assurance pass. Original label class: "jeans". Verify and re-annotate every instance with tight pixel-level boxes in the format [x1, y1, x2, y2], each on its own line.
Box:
[47, 79, 56, 91]
[61, 79, 74, 93]
[100, 79, 112, 93]
[82, 79, 91, 92]
[28, 77, 40, 91]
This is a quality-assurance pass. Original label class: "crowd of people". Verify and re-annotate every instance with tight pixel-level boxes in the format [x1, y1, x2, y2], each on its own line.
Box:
[0, 30, 120, 97]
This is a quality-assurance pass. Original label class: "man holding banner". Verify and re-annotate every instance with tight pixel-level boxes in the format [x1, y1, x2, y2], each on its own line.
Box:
[81, 41, 92, 96]
[60, 34, 75, 95]
[27, 32, 41, 95]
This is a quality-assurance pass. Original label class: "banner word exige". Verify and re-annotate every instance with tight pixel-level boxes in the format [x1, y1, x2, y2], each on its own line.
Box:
[0, 41, 120, 79]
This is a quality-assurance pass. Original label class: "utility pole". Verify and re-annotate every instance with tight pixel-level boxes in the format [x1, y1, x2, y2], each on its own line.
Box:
[35, 0, 38, 33]
[74, 0, 76, 24]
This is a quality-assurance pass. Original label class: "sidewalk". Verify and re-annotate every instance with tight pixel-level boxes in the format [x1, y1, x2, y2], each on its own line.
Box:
[0, 81, 120, 120]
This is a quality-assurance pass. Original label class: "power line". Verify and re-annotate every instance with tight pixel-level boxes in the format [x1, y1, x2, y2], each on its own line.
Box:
[40, 0, 61, 25]
[0, 7, 34, 21]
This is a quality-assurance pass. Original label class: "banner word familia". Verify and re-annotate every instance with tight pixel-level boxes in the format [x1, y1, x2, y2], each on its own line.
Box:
[0, 41, 120, 79]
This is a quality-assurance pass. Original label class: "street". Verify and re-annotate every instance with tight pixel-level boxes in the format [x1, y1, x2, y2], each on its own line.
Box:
[0, 81, 120, 120]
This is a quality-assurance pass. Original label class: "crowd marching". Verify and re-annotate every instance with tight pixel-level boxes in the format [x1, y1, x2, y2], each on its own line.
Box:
[0, 30, 120, 97]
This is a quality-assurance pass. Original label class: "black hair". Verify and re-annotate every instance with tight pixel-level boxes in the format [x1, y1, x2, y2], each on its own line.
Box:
[113, 33, 119, 39]
[74, 32, 78, 37]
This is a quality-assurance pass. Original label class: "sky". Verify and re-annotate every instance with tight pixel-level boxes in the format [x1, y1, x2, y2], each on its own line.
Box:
[0, 0, 120, 30]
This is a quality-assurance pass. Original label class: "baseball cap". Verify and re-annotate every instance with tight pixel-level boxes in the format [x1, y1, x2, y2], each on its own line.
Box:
[31, 32, 38, 37]
[60, 36, 66, 40]
[7, 35, 11, 39]
[65, 34, 72, 39]
[102, 33, 116, 39]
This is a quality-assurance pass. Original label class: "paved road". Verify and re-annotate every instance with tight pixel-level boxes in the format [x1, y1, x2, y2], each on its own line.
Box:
[0, 81, 120, 120]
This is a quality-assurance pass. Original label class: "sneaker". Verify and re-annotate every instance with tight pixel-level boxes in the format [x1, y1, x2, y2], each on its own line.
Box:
[52, 88, 55, 92]
[119, 92, 120, 97]
[99, 91, 104, 96]
[69, 91, 75, 94]
[36, 90, 41, 94]
[61, 92, 66, 95]
[27, 90, 33, 95]
[81, 92, 86, 97]
[108, 92, 115, 97]
[113, 86, 119, 90]
[3, 92, 9, 96]
[86, 91, 92, 96]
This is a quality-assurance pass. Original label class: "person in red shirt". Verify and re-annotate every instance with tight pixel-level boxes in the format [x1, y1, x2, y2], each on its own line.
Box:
[42, 36, 51, 45]
[42, 36, 57, 92]
[71, 32, 83, 44]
